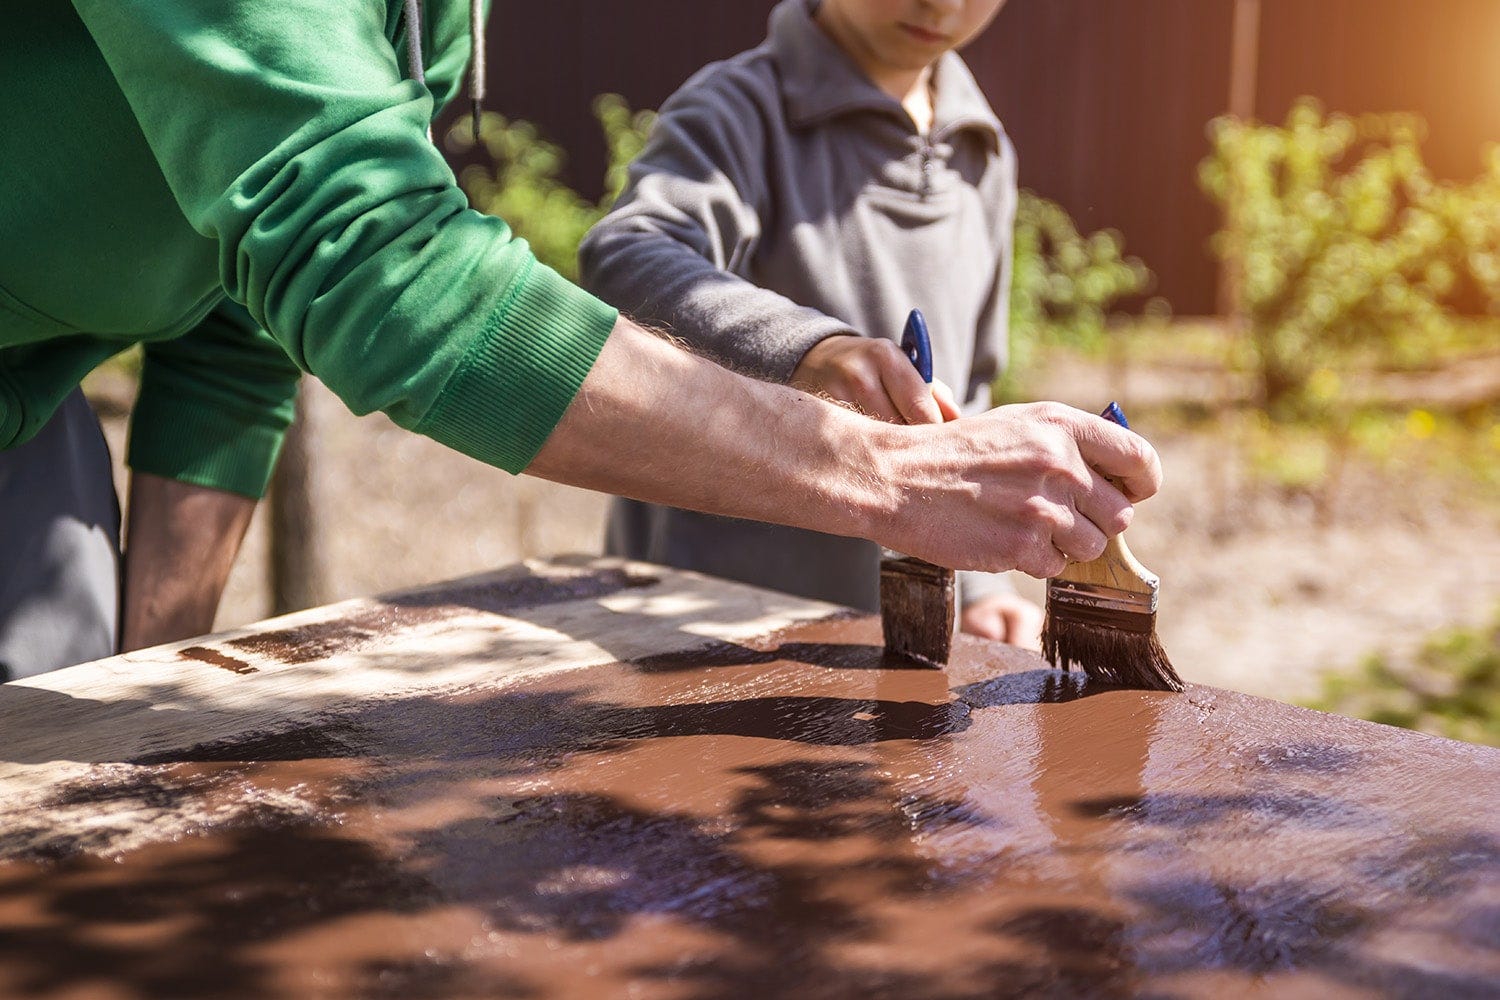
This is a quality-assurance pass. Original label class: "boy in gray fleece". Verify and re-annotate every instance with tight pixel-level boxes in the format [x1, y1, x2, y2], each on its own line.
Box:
[581, 0, 1042, 646]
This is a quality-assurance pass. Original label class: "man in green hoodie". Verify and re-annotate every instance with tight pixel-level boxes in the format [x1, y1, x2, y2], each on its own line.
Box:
[0, 1, 1161, 679]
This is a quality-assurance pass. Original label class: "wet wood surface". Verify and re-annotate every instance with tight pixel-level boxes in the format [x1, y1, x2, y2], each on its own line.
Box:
[0, 558, 1495, 999]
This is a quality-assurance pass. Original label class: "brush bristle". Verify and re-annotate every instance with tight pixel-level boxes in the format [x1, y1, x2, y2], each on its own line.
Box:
[1041, 602, 1184, 692]
[880, 556, 955, 666]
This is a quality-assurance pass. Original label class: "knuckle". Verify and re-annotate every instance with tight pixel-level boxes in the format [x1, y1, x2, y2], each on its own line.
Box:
[1020, 493, 1058, 526]
[1035, 545, 1067, 578]
[1081, 532, 1108, 561]
[1031, 400, 1074, 426]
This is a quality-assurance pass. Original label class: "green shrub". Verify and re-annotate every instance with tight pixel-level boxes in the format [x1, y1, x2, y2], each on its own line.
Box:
[1008, 191, 1154, 352]
[1309, 610, 1500, 746]
[1200, 99, 1500, 420]
[998, 192, 1156, 401]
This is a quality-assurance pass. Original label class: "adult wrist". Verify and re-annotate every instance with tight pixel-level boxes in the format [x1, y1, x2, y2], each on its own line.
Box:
[821, 410, 908, 548]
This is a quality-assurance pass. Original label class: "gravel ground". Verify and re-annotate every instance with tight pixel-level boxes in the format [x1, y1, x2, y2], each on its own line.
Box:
[87, 369, 1500, 704]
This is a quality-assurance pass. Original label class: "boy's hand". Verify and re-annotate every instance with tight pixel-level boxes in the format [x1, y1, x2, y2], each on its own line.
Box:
[792, 334, 961, 425]
[960, 592, 1044, 651]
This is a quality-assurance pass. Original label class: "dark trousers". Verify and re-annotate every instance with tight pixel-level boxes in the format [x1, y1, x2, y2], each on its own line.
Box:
[0, 389, 120, 680]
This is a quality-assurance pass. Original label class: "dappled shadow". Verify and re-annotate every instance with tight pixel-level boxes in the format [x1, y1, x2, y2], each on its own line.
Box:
[1069, 789, 1378, 830]
[0, 814, 467, 999]
[1115, 867, 1500, 999]
[3, 592, 1497, 998]
[953, 669, 1097, 708]
[0, 754, 1010, 998]
[979, 906, 1135, 998]
[629, 633, 935, 676]
[1240, 742, 1368, 775]
[128, 686, 972, 771]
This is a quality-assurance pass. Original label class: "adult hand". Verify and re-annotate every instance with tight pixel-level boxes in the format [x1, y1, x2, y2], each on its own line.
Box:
[791, 334, 961, 424]
[960, 592, 1044, 650]
[868, 401, 1162, 578]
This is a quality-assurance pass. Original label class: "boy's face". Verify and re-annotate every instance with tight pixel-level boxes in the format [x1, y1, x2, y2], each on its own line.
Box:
[817, 0, 1008, 74]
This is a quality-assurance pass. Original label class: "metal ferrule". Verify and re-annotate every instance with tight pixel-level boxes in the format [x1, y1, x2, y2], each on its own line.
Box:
[1046, 579, 1158, 615]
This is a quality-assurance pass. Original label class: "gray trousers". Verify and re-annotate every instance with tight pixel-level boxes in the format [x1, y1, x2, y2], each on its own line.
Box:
[0, 389, 120, 681]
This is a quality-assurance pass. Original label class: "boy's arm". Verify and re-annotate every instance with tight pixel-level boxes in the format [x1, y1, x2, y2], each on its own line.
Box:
[580, 76, 848, 383]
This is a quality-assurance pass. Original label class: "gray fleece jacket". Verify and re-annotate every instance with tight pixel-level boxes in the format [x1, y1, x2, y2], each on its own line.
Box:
[580, 0, 1018, 613]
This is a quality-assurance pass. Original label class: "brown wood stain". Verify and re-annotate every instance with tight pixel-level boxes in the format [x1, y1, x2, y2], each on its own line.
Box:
[0, 617, 1496, 999]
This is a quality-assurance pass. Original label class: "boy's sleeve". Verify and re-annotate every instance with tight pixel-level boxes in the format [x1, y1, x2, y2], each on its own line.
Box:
[128, 301, 300, 499]
[580, 72, 851, 383]
[74, 0, 616, 477]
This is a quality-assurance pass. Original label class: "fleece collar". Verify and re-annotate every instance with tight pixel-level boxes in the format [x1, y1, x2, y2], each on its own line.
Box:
[768, 0, 1003, 148]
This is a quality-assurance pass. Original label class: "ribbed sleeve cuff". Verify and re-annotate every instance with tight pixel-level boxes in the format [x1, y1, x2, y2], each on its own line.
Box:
[416, 260, 618, 474]
[127, 389, 288, 499]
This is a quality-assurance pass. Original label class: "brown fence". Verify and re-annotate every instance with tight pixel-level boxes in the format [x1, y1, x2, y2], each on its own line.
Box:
[444, 0, 1500, 315]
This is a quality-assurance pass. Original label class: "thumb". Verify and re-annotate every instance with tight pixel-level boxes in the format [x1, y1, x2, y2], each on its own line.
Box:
[931, 379, 962, 422]
[880, 351, 944, 425]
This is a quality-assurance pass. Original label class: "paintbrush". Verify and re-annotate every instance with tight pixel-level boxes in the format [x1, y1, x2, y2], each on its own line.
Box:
[1041, 402, 1184, 692]
[880, 309, 956, 666]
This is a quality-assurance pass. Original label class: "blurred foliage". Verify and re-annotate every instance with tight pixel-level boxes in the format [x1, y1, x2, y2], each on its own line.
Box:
[1237, 402, 1500, 504]
[999, 192, 1157, 400]
[1201, 98, 1500, 420]
[1008, 191, 1156, 350]
[449, 94, 655, 282]
[1308, 609, 1500, 746]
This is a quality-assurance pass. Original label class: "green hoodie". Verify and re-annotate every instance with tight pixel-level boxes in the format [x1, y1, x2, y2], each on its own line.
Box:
[1, 2, 617, 498]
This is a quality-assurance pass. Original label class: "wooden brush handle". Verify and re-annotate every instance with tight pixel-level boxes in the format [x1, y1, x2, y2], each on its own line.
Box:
[1054, 533, 1158, 596]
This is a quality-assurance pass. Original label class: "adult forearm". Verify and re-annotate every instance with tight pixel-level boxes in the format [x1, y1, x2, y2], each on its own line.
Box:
[528, 318, 888, 544]
[529, 318, 1162, 578]
[120, 472, 256, 652]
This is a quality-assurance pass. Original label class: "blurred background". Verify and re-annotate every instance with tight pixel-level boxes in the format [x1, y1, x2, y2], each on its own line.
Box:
[85, 0, 1500, 741]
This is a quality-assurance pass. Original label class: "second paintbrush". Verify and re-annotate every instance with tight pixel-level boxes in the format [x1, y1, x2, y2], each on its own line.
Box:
[1040, 402, 1184, 692]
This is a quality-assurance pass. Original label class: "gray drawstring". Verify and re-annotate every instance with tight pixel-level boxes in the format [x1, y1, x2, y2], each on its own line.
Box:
[402, 0, 431, 140]
[402, 0, 486, 144]
[403, 0, 427, 87]
[470, 0, 487, 140]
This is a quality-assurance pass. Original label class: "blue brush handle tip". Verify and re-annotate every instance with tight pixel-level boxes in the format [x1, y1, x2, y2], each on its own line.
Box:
[1101, 401, 1130, 429]
[901, 309, 934, 385]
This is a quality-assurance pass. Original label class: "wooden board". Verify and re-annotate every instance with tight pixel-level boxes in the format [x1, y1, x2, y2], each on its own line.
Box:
[0, 557, 1495, 999]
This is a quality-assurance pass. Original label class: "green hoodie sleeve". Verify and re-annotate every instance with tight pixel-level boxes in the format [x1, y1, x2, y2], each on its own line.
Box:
[129, 301, 301, 499]
[73, 0, 616, 477]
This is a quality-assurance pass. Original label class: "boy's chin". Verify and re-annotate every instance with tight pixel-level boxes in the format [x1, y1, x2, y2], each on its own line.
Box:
[875, 43, 943, 73]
